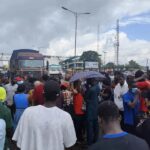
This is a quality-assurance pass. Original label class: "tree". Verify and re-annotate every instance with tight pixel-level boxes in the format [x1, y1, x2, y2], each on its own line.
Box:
[105, 62, 115, 69]
[125, 60, 141, 70]
[80, 50, 101, 62]
[80, 50, 102, 70]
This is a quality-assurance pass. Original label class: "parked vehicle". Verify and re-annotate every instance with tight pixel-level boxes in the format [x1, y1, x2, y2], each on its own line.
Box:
[10, 49, 44, 78]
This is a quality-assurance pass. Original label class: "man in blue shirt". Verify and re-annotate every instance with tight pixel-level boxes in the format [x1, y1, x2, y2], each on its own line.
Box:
[123, 76, 140, 134]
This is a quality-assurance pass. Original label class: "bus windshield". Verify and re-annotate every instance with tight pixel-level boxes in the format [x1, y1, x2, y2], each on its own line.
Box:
[19, 60, 43, 68]
[49, 65, 62, 71]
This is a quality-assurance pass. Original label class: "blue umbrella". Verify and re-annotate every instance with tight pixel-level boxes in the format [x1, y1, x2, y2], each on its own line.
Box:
[69, 71, 105, 82]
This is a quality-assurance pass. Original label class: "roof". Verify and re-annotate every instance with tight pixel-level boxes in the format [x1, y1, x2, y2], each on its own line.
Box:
[62, 56, 80, 63]
[10, 49, 43, 60]
[13, 49, 39, 53]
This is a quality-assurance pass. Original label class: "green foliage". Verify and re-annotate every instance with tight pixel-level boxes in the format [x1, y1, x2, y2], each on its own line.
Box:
[104, 60, 140, 71]
[80, 51, 101, 62]
[105, 62, 115, 69]
[125, 60, 141, 70]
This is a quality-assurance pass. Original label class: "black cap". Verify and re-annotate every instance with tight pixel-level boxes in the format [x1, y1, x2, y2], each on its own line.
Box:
[135, 70, 144, 79]
[44, 80, 60, 101]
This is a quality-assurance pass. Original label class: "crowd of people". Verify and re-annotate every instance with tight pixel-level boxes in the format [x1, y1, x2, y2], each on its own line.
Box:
[0, 70, 149, 150]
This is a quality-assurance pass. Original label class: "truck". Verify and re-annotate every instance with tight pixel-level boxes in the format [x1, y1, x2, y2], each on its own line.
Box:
[48, 64, 64, 77]
[10, 49, 45, 78]
[44, 56, 65, 78]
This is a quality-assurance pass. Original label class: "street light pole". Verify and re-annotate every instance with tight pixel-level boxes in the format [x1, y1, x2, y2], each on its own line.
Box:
[62, 6, 90, 56]
[75, 13, 77, 56]
[103, 51, 107, 71]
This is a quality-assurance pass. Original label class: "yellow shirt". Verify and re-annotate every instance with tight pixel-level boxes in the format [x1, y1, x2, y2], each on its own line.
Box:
[0, 87, 6, 102]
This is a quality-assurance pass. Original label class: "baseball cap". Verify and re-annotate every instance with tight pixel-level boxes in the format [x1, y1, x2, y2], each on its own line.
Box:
[15, 77, 23, 82]
[61, 81, 69, 88]
[135, 70, 144, 79]
[44, 80, 60, 101]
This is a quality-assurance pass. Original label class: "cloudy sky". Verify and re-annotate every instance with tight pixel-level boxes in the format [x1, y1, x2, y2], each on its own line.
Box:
[0, 0, 150, 66]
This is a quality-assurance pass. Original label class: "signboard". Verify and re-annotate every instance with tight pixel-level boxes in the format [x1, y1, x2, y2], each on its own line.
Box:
[85, 61, 99, 69]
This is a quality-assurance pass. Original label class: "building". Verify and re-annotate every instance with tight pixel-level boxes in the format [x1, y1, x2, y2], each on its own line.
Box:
[61, 56, 100, 72]
[0, 53, 10, 69]
[61, 56, 84, 71]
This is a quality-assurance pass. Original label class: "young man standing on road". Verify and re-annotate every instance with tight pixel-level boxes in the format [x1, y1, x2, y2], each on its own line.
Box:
[89, 101, 149, 150]
[134, 70, 150, 113]
[123, 76, 140, 135]
[114, 76, 128, 130]
[13, 80, 76, 150]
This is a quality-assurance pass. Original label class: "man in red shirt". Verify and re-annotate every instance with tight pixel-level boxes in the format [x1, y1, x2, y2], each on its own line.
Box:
[135, 70, 150, 113]
[33, 82, 45, 105]
[33, 75, 49, 105]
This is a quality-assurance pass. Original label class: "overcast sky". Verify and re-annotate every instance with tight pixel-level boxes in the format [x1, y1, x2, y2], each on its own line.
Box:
[0, 0, 150, 66]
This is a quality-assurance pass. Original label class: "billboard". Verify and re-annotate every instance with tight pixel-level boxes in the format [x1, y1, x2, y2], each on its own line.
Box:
[85, 61, 99, 69]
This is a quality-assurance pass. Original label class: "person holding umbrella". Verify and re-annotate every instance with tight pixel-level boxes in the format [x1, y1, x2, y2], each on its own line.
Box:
[69, 71, 105, 145]
[85, 78, 100, 146]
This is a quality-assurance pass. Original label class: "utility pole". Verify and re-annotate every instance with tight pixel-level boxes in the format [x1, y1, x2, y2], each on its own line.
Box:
[103, 51, 107, 71]
[0, 53, 4, 66]
[75, 13, 78, 57]
[97, 24, 100, 53]
[146, 58, 149, 72]
[116, 19, 119, 70]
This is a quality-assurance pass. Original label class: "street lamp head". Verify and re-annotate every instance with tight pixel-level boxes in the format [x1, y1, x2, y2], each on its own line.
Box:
[84, 12, 91, 14]
[61, 6, 75, 14]
[62, 7, 68, 11]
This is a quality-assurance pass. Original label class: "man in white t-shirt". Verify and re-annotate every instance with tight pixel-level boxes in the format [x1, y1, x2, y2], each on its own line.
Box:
[0, 119, 6, 150]
[13, 80, 77, 150]
[114, 76, 128, 129]
[114, 76, 128, 111]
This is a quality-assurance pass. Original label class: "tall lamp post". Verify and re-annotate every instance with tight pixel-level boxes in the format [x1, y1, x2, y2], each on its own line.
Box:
[62, 6, 90, 56]
[103, 51, 107, 71]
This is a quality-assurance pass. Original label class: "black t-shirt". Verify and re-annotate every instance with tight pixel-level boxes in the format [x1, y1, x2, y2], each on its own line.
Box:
[141, 89, 150, 100]
[101, 88, 112, 101]
[136, 118, 150, 147]
[89, 132, 149, 150]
